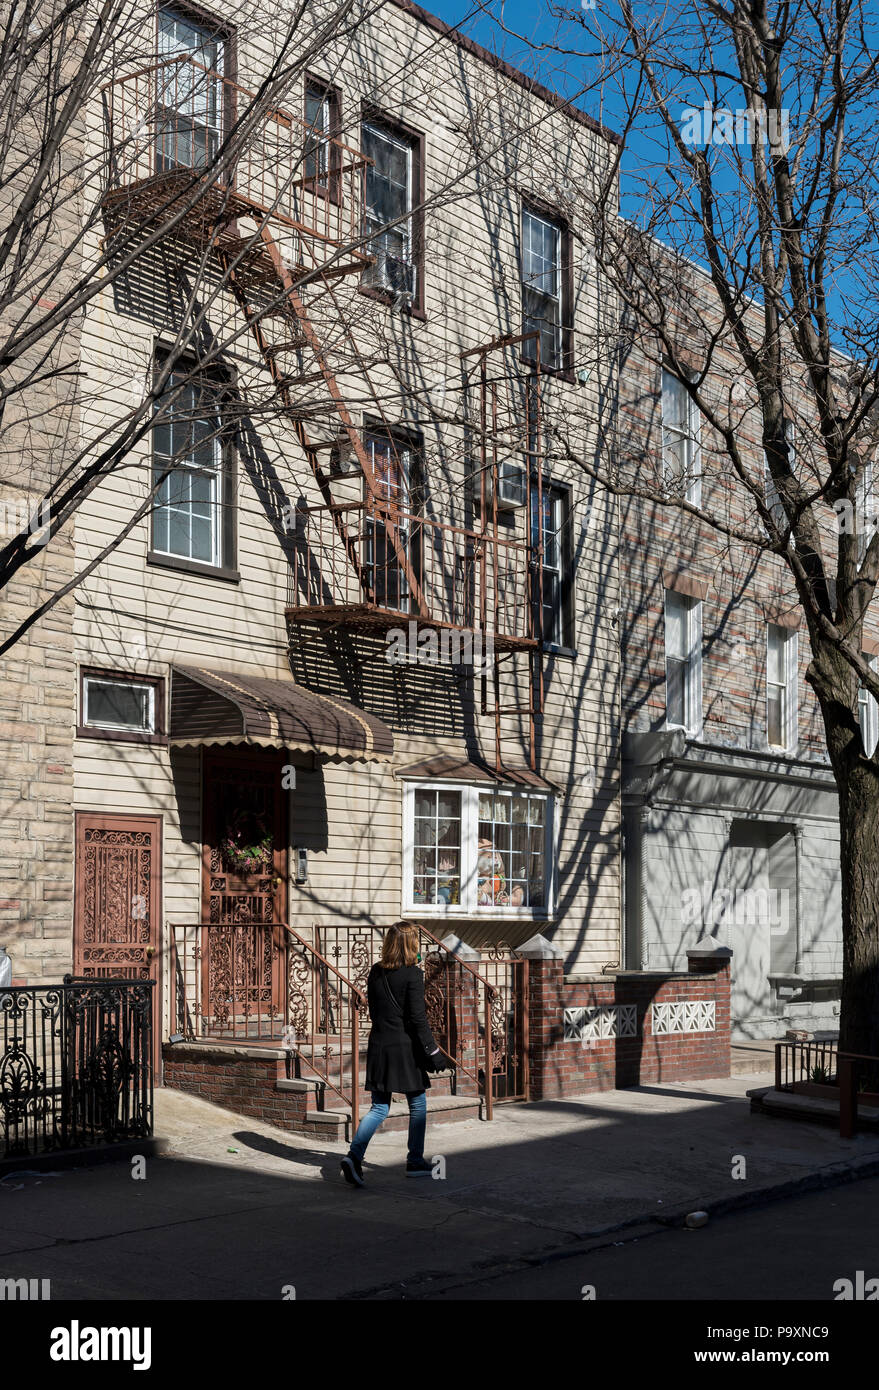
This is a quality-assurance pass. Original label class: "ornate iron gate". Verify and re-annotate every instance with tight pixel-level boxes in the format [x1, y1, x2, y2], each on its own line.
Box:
[0, 978, 154, 1160]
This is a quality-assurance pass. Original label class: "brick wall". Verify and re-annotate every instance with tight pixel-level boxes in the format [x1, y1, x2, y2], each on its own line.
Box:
[525, 949, 731, 1100]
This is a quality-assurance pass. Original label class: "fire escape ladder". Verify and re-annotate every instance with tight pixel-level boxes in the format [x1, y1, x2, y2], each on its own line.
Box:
[226, 222, 430, 619]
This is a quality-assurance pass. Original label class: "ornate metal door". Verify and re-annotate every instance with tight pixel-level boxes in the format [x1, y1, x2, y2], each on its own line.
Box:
[201, 751, 287, 1029]
[73, 813, 162, 1065]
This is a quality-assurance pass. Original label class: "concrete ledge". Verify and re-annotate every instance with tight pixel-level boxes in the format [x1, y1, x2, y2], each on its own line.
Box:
[0, 1136, 168, 1177]
[164, 1040, 287, 1062]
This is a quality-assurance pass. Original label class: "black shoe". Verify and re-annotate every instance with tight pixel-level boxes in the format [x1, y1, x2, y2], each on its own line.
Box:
[340, 1153, 364, 1187]
[406, 1157, 433, 1177]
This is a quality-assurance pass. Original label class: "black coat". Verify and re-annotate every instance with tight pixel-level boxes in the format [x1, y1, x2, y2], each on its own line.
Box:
[364, 963, 440, 1095]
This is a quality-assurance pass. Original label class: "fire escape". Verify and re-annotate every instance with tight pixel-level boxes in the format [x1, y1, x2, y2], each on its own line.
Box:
[102, 54, 547, 771]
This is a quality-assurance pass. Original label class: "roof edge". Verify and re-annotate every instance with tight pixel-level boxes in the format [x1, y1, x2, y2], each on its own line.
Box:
[387, 0, 622, 147]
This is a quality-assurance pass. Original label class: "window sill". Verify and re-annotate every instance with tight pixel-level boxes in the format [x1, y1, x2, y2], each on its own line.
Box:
[76, 725, 167, 747]
[543, 642, 577, 659]
[404, 905, 551, 922]
[147, 551, 240, 584]
[357, 283, 427, 321]
[518, 354, 575, 384]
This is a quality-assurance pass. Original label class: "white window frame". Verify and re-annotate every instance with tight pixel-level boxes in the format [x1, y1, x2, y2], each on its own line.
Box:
[82, 674, 156, 733]
[521, 206, 563, 369]
[362, 121, 416, 297]
[857, 456, 876, 568]
[661, 367, 701, 505]
[664, 591, 703, 737]
[766, 623, 799, 753]
[152, 371, 226, 568]
[304, 82, 333, 184]
[763, 418, 795, 545]
[402, 781, 556, 919]
[859, 653, 879, 757]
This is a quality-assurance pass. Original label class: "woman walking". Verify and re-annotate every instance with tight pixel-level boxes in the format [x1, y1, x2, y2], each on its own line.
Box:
[340, 921, 445, 1186]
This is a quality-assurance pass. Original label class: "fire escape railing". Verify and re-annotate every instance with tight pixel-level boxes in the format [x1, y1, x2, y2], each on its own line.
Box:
[286, 499, 538, 648]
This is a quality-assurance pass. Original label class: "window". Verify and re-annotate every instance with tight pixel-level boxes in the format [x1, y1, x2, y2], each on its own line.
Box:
[531, 482, 572, 647]
[521, 206, 567, 370]
[304, 80, 339, 196]
[156, 6, 225, 172]
[361, 119, 418, 301]
[80, 671, 162, 739]
[859, 653, 878, 757]
[767, 623, 798, 751]
[363, 430, 419, 612]
[763, 419, 795, 542]
[661, 367, 701, 504]
[857, 456, 875, 567]
[665, 590, 702, 735]
[151, 363, 234, 570]
[405, 783, 553, 915]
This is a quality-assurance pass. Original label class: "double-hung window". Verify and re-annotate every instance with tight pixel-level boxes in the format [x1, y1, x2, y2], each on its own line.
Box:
[859, 653, 879, 757]
[151, 365, 233, 570]
[661, 367, 701, 504]
[521, 206, 565, 370]
[531, 482, 572, 647]
[361, 120, 417, 299]
[857, 456, 876, 567]
[767, 623, 798, 751]
[304, 80, 338, 196]
[665, 590, 702, 735]
[156, 6, 225, 173]
[405, 783, 553, 915]
[363, 430, 418, 612]
[763, 418, 795, 541]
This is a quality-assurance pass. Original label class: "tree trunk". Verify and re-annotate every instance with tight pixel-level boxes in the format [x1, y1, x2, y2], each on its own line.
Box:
[835, 760, 879, 1058]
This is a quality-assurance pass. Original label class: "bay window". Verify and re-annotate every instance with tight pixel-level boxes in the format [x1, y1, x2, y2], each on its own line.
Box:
[404, 783, 554, 915]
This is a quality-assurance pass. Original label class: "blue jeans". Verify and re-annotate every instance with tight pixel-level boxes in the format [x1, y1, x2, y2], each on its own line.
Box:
[349, 1090, 427, 1163]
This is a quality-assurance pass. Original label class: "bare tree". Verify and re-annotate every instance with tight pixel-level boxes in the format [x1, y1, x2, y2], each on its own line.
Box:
[501, 0, 879, 1054]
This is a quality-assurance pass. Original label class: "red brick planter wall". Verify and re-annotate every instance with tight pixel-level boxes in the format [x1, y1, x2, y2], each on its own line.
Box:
[525, 950, 731, 1100]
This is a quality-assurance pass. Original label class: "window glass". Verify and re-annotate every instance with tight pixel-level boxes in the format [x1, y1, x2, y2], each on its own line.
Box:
[305, 84, 331, 183]
[476, 791, 545, 908]
[156, 7, 223, 171]
[411, 788, 461, 906]
[84, 678, 154, 732]
[362, 122, 415, 296]
[522, 208, 562, 368]
[153, 370, 225, 566]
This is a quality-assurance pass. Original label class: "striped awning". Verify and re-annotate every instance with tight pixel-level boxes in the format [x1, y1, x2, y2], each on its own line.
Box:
[169, 665, 394, 761]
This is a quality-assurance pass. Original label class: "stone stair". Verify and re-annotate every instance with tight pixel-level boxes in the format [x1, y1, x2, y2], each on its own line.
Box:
[162, 1036, 482, 1143]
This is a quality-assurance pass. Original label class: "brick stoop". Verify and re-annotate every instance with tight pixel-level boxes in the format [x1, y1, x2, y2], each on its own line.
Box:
[162, 1041, 481, 1142]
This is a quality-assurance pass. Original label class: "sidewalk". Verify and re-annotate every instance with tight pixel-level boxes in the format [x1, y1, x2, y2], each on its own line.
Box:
[1, 1070, 877, 1300]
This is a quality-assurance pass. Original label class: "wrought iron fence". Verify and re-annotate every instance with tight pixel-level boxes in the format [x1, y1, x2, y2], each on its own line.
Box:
[316, 923, 529, 1115]
[775, 1039, 879, 1137]
[0, 978, 154, 1160]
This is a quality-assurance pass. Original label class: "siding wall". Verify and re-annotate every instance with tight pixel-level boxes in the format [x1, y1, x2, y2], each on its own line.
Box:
[71, 0, 623, 1029]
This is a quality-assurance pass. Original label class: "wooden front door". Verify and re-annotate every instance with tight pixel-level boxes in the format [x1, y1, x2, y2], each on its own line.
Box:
[74, 812, 162, 1063]
[201, 751, 288, 1032]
